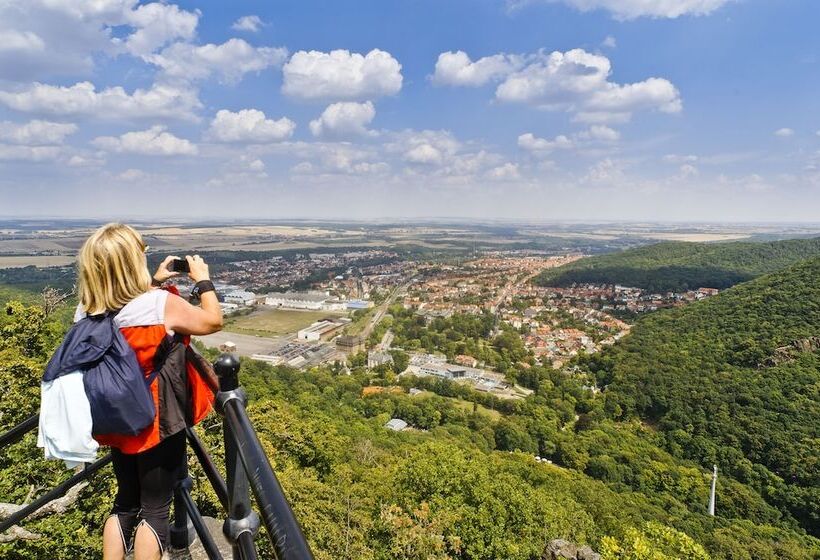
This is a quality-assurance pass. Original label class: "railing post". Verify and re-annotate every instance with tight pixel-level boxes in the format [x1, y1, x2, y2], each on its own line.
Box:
[170, 459, 195, 550]
[215, 354, 260, 560]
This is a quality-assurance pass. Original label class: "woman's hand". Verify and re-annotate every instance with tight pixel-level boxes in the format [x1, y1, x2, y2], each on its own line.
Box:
[186, 254, 210, 283]
[153, 255, 182, 284]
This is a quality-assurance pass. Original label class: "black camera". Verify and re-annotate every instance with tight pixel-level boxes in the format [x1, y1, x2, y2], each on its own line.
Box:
[168, 258, 190, 273]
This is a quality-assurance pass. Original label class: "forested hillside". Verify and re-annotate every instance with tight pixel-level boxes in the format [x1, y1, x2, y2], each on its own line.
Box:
[2, 284, 819, 559]
[535, 237, 820, 291]
[580, 257, 820, 536]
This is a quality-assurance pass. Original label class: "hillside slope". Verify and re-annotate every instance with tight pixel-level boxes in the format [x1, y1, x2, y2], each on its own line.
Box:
[582, 257, 820, 534]
[535, 237, 820, 291]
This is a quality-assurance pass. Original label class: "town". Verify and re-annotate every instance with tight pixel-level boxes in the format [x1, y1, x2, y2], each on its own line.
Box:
[194, 250, 721, 400]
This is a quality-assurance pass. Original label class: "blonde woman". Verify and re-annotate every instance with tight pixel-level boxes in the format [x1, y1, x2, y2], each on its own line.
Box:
[74, 223, 223, 560]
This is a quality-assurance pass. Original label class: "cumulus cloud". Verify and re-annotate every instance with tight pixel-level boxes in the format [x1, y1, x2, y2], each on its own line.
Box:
[93, 125, 197, 156]
[0, 81, 201, 121]
[231, 15, 264, 32]
[404, 144, 443, 165]
[149, 39, 287, 84]
[601, 35, 617, 49]
[432, 51, 524, 87]
[436, 48, 680, 122]
[510, 0, 733, 20]
[309, 101, 376, 138]
[119, 2, 199, 57]
[0, 1, 199, 81]
[498, 49, 681, 119]
[0, 120, 78, 145]
[580, 125, 620, 141]
[0, 30, 46, 54]
[67, 154, 106, 167]
[282, 49, 402, 100]
[774, 127, 794, 137]
[117, 168, 148, 181]
[0, 144, 62, 162]
[518, 132, 574, 153]
[486, 162, 521, 180]
[207, 109, 295, 143]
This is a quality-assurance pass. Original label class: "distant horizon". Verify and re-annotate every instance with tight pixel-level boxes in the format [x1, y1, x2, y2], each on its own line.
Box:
[3, 216, 820, 228]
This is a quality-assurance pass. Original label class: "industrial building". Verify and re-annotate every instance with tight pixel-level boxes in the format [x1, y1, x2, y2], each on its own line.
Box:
[296, 318, 350, 342]
[224, 290, 257, 306]
[264, 291, 329, 310]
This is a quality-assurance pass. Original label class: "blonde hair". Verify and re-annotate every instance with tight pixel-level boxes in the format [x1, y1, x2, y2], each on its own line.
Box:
[77, 223, 151, 315]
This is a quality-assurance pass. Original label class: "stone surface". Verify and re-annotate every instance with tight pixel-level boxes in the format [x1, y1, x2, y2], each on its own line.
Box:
[126, 517, 234, 560]
[543, 538, 600, 560]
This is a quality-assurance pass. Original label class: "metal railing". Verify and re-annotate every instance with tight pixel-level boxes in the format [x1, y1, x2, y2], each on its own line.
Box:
[0, 353, 314, 560]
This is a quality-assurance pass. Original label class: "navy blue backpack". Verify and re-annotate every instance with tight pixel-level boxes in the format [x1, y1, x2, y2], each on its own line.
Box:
[44, 312, 156, 436]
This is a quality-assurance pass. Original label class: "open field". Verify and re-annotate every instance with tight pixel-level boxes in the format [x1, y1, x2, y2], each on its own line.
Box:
[0, 255, 76, 268]
[194, 330, 285, 356]
[225, 308, 347, 337]
[415, 391, 502, 420]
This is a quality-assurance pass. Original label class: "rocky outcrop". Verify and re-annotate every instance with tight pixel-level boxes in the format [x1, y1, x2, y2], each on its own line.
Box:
[759, 336, 820, 367]
[543, 538, 601, 560]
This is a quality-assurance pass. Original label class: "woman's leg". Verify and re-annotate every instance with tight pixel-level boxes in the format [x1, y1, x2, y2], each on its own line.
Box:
[133, 431, 187, 560]
[104, 449, 141, 560]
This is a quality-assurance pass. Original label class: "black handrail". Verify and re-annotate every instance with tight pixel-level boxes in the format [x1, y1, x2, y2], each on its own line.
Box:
[177, 476, 225, 560]
[0, 413, 39, 449]
[215, 354, 315, 560]
[186, 427, 229, 510]
[0, 453, 113, 534]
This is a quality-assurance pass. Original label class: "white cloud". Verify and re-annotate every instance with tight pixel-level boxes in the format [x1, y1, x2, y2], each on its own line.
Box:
[583, 157, 626, 183]
[93, 125, 197, 156]
[486, 162, 521, 180]
[309, 101, 376, 138]
[119, 2, 199, 57]
[0, 1, 200, 81]
[0, 81, 201, 121]
[389, 130, 461, 167]
[0, 120, 78, 145]
[282, 49, 402, 100]
[404, 144, 443, 165]
[774, 127, 794, 137]
[438, 48, 681, 122]
[149, 39, 287, 84]
[117, 168, 148, 181]
[496, 49, 681, 119]
[231, 15, 264, 32]
[511, 0, 733, 20]
[678, 163, 699, 178]
[601, 35, 617, 49]
[0, 30, 46, 53]
[67, 154, 105, 167]
[518, 132, 574, 153]
[663, 154, 699, 164]
[586, 78, 682, 114]
[431, 51, 524, 87]
[581, 125, 620, 141]
[207, 109, 295, 143]
[0, 144, 61, 161]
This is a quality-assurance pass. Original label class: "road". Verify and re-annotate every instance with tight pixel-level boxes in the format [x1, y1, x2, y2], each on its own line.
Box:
[360, 277, 414, 340]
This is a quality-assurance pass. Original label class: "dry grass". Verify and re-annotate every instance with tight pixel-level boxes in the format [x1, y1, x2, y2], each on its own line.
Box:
[225, 307, 347, 336]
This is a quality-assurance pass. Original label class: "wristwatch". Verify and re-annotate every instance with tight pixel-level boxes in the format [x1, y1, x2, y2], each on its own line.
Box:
[191, 280, 215, 299]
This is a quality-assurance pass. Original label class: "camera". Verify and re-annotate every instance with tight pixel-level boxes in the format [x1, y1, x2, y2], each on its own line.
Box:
[168, 258, 190, 273]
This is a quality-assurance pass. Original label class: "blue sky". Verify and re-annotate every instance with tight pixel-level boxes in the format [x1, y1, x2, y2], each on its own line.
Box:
[0, 0, 818, 221]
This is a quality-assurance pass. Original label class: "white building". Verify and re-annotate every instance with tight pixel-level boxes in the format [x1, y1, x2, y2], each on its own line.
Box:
[297, 320, 346, 342]
[264, 291, 329, 310]
[224, 290, 257, 306]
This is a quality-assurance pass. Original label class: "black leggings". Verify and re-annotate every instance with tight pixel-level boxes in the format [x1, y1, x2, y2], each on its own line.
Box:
[110, 431, 186, 552]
